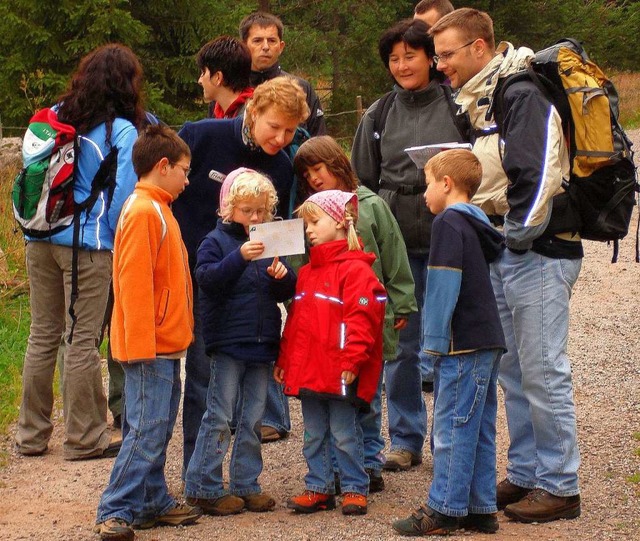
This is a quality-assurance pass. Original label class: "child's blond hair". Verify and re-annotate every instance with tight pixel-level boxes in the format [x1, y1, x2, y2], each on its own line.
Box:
[425, 149, 483, 198]
[219, 170, 278, 223]
[296, 200, 360, 251]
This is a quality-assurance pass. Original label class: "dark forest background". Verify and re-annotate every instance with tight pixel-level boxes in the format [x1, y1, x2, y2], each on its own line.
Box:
[1, 0, 639, 136]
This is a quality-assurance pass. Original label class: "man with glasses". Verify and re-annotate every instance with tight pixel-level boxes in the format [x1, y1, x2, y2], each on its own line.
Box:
[429, 8, 583, 526]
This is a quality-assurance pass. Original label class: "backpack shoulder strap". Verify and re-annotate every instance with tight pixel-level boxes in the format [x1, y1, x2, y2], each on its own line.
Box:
[372, 90, 396, 165]
[441, 85, 471, 142]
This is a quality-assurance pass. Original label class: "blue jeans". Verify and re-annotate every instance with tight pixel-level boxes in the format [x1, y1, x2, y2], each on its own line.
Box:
[427, 349, 501, 517]
[491, 250, 581, 497]
[182, 288, 210, 476]
[96, 359, 181, 524]
[331, 369, 385, 474]
[301, 396, 368, 495]
[360, 370, 385, 471]
[262, 367, 291, 433]
[185, 353, 269, 499]
[384, 254, 428, 455]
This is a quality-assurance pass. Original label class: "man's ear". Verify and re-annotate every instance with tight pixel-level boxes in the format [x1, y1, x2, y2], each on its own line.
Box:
[442, 174, 453, 192]
[278, 40, 286, 54]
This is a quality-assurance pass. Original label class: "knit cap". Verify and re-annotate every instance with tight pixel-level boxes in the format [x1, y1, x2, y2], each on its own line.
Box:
[219, 167, 257, 212]
[307, 190, 358, 223]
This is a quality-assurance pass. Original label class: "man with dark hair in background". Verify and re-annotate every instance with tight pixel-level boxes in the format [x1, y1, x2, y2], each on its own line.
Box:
[239, 11, 326, 137]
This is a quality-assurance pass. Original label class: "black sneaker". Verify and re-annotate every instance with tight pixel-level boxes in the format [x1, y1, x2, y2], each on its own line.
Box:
[365, 468, 385, 493]
[459, 513, 499, 533]
[392, 505, 457, 536]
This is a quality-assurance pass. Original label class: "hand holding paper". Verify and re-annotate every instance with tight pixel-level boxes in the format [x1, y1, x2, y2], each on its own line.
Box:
[248, 218, 306, 260]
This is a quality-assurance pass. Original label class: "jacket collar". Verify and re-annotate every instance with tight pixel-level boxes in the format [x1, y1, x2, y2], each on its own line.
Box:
[309, 239, 376, 267]
[135, 182, 173, 205]
[250, 64, 282, 87]
[455, 42, 534, 125]
[394, 79, 443, 108]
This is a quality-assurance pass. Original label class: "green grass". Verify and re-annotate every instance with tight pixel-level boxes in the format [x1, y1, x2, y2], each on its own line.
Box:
[1, 162, 29, 434]
[0, 292, 29, 433]
[627, 473, 640, 484]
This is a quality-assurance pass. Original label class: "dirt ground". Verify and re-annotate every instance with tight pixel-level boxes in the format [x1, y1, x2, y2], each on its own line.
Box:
[1, 151, 639, 541]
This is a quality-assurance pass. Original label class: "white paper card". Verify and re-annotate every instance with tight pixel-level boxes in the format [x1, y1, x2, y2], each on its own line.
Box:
[405, 142, 473, 169]
[248, 218, 306, 260]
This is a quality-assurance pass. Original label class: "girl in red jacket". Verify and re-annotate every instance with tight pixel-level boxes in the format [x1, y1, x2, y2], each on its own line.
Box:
[274, 190, 386, 516]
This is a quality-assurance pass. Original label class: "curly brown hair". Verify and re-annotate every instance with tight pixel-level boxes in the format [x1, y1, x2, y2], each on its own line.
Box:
[56, 43, 145, 142]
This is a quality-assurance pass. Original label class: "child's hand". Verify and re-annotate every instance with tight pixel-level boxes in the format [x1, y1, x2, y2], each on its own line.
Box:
[274, 366, 285, 384]
[394, 317, 409, 330]
[240, 240, 265, 261]
[267, 256, 288, 280]
[341, 370, 356, 384]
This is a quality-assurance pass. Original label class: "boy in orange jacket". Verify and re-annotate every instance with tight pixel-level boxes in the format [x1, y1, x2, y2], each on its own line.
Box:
[95, 125, 202, 541]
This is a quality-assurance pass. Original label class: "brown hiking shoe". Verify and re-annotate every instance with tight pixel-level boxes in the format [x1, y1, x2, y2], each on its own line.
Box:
[383, 450, 422, 471]
[496, 478, 532, 509]
[287, 490, 336, 513]
[186, 494, 244, 516]
[504, 488, 581, 523]
[242, 492, 276, 512]
[93, 518, 134, 541]
[260, 425, 288, 443]
[341, 493, 367, 515]
[134, 502, 202, 529]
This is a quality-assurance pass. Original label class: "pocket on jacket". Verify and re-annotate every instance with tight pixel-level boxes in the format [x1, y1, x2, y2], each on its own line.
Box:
[156, 287, 170, 326]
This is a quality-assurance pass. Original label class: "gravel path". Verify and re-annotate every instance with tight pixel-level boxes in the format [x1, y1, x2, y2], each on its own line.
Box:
[1, 133, 639, 541]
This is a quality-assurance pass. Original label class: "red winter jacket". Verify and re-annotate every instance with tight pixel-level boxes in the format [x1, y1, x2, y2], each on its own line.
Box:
[277, 239, 386, 409]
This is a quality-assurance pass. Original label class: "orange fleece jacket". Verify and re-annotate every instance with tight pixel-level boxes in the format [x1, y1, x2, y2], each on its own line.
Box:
[110, 183, 194, 363]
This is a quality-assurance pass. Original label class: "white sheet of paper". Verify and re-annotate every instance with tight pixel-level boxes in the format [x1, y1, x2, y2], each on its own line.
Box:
[405, 142, 473, 169]
[248, 218, 306, 260]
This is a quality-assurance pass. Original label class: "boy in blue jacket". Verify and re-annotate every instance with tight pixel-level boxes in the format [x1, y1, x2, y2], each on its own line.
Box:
[393, 149, 506, 536]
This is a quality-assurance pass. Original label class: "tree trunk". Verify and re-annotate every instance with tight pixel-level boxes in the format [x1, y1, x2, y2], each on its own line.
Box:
[258, 0, 270, 12]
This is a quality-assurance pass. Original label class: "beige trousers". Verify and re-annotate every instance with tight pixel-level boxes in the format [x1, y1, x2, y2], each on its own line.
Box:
[16, 241, 112, 459]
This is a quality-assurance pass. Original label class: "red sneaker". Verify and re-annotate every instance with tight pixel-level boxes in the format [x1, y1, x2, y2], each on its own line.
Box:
[287, 491, 336, 513]
[342, 493, 367, 515]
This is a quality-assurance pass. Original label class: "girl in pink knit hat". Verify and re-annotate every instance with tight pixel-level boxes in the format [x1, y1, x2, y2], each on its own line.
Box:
[184, 168, 296, 516]
[275, 190, 386, 516]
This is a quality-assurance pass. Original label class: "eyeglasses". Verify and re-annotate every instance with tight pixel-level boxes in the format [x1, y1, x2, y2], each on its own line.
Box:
[433, 40, 476, 64]
[237, 206, 267, 218]
[171, 163, 191, 177]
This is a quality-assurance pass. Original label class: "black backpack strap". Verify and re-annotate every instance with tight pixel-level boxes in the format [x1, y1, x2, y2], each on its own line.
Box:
[67, 147, 119, 344]
[372, 90, 396, 166]
[441, 85, 471, 142]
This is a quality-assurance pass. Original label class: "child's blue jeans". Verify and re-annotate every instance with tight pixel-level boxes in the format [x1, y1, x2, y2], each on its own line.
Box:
[96, 358, 181, 525]
[185, 352, 269, 499]
[301, 396, 368, 495]
[427, 348, 502, 517]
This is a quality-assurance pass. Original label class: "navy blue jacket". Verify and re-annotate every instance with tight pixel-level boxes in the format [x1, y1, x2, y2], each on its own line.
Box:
[424, 204, 506, 355]
[196, 219, 296, 363]
[174, 115, 294, 271]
